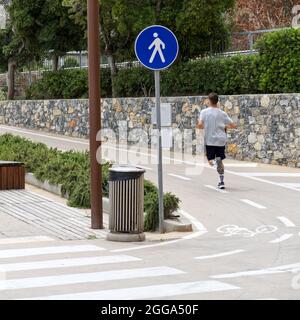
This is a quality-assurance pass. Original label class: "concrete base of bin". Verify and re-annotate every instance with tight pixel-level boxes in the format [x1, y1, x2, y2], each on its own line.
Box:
[106, 232, 146, 242]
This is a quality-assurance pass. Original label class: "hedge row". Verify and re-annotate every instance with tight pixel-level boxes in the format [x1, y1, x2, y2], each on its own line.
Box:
[0, 134, 180, 231]
[26, 28, 300, 99]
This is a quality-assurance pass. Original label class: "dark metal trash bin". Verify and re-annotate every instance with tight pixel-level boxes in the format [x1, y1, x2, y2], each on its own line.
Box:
[107, 165, 146, 242]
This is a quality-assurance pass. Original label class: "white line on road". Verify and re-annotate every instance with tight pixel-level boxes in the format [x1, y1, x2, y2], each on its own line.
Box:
[279, 183, 300, 188]
[223, 163, 258, 168]
[240, 199, 267, 209]
[194, 250, 245, 260]
[225, 169, 300, 193]
[168, 174, 191, 181]
[24, 280, 239, 300]
[111, 209, 207, 253]
[0, 245, 105, 259]
[277, 217, 296, 228]
[204, 185, 228, 194]
[179, 210, 207, 235]
[212, 262, 300, 279]
[0, 255, 141, 272]
[238, 172, 300, 177]
[1, 267, 184, 290]
[0, 126, 89, 146]
[270, 234, 294, 244]
[0, 236, 55, 245]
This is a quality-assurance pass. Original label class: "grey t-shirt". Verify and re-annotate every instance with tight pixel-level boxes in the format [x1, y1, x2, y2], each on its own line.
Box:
[199, 107, 233, 146]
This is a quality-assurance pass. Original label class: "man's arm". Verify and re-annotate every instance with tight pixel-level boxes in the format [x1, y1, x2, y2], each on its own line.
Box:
[197, 120, 205, 129]
[224, 113, 237, 130]
[226, 122, 237, 129]
[197, 110, 205, 129]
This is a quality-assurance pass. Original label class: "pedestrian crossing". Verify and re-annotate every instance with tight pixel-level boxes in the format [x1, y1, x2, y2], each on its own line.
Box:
[0, 240, 239, 300]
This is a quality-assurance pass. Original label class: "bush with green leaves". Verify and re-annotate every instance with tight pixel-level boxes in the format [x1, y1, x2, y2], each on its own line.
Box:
[143, 180, 181, 232]
[0, 134, 180, 230]
[255, 28, 300, 93]
[26, 68, 112, 100]
[25, 29, 300, 99]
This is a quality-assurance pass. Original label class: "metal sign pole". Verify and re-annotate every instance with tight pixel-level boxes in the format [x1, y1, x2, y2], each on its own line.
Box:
[155, 70, 164, 234]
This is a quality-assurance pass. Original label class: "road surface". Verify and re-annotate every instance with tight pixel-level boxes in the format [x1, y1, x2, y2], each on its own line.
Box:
[0, 125, 300, 300]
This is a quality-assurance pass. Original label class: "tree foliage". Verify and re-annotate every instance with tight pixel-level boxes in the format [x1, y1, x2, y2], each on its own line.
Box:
[64, 0, 235, 61]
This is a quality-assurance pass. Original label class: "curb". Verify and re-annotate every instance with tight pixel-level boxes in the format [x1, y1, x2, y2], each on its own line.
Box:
[25, 173, 193, 233]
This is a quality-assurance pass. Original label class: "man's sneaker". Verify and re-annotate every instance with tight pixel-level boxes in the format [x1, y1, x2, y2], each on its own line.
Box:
[218, 182, 225, 190]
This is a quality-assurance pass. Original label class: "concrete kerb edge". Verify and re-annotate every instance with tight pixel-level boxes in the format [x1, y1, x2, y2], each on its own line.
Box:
[25, 173, 193, 234]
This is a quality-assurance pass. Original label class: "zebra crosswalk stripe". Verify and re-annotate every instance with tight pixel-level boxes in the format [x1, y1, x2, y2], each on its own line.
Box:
[0, 255, 141, 272]
[24, 280, 239, 300]
[0, 267, 184, 290]
[0, 245, 105, 259]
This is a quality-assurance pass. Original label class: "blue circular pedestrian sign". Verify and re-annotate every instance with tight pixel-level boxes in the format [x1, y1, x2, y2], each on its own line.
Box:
[135, 25, 179, 71]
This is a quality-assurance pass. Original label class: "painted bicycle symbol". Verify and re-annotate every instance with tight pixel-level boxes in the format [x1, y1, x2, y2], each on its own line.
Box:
[217, 224, 278, 238]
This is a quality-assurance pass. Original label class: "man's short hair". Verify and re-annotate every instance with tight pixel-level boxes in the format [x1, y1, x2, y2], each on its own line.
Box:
[208, 92, 219, 105]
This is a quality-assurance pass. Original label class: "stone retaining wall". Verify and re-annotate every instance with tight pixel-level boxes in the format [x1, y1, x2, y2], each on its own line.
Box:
[0, 94, 299, 167]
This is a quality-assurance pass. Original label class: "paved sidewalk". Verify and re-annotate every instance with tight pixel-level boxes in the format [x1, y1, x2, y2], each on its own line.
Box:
[0, 190, 108, 240]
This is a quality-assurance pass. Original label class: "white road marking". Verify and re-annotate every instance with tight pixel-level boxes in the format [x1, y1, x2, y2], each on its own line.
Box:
[0, 245, 105, 259]
[0, 267, 183, 290]
[0, 236, 55, 245]
[279, 183, 300, 188]
[0, 255, 141, 272]
[225, 169, 300, 193]
[0, 126, 88, 145]
[179, 210, 207, 235]
[204, 185, 228, 194]
[212, 262, 300, 279]
[168, 174, 191, 181]
[194, 250, 245, 260]
[277, 217, 296, 228]
[24, 280, 239, 300]
[111, 209, 207, 253]
[240, 199, 267, 209]
[270, 234, 294, 244]
[238, 172, 300, 177]
[223, 163, 258, 168]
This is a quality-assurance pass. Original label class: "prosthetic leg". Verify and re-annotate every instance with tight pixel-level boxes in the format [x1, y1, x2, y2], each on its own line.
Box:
[216, 157, 225, 189]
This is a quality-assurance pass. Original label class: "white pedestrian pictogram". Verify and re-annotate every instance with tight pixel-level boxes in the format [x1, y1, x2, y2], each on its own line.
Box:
[148, 33, 166, 64]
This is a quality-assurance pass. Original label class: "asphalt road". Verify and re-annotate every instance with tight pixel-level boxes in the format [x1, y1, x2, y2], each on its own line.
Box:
[0, 125, 300, 300]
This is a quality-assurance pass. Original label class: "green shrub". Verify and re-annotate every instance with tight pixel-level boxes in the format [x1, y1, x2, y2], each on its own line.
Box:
[143, 180, 181, 232]
[114, 68, 154, 97]
[26, 68, 112, 99]
[255, 28, 300, 93]
[25, 29, 300, 99]
[0, 134, 180, 229]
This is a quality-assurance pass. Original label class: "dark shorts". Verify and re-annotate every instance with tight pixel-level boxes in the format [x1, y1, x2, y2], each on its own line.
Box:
[205, 145, 226, 161]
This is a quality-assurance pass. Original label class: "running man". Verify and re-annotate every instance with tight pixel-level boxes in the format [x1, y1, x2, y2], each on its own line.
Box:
[197, 92, 237, 189]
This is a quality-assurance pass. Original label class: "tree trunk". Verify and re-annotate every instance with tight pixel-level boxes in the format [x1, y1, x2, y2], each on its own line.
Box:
[52, 55, 59, 71]
[107, 54, 118, 98]
[156, 0, 162, 21]
[7, 60, 17, 100]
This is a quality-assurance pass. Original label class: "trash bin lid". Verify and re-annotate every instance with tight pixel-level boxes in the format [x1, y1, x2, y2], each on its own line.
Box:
[109, 165, 145, 181]
[0, 161, 24, 167]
